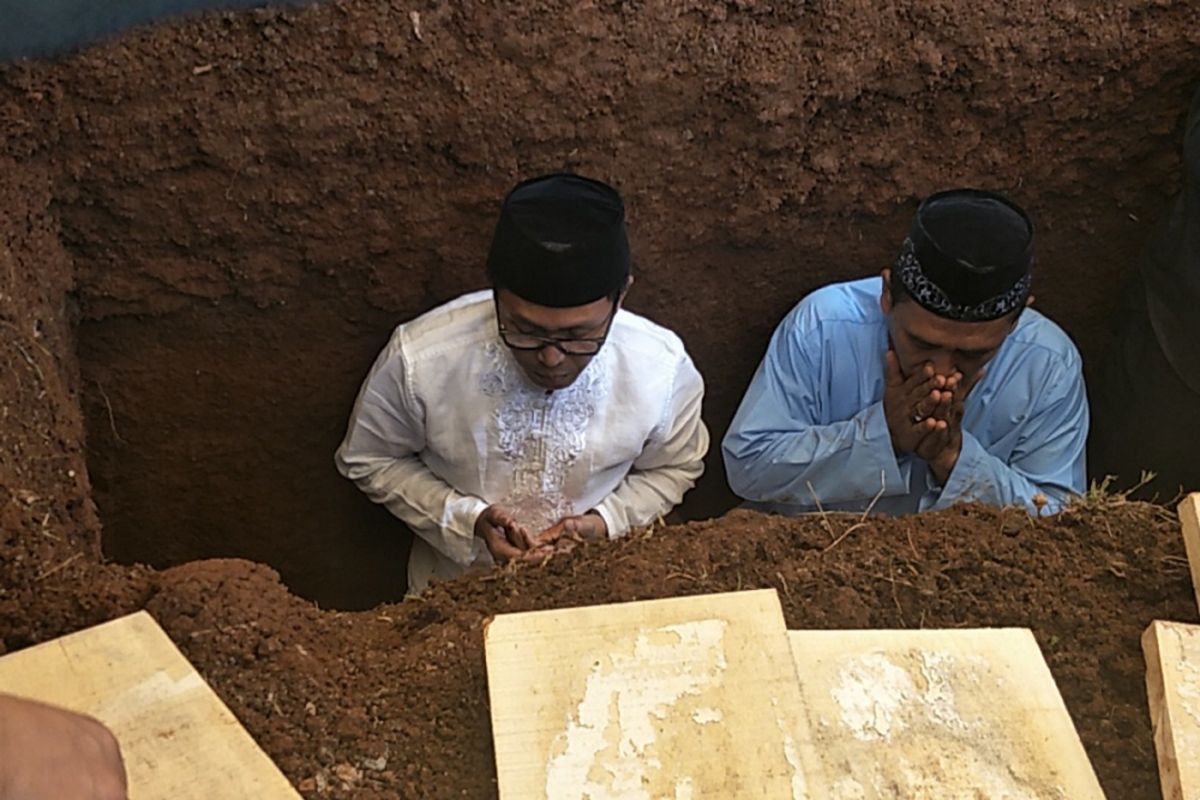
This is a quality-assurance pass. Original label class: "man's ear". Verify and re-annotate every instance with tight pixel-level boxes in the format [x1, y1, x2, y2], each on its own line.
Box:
[1025, 293, 1035, 307]
[618, 274, 634, 307]
[880, 268, 894, 314]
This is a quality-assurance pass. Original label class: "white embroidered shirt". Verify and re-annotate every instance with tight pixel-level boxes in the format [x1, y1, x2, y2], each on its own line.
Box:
[335, 290, 709, 593]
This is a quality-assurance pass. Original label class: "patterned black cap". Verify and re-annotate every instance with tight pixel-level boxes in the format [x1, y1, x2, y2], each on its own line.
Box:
[896, 189, 1034, 322]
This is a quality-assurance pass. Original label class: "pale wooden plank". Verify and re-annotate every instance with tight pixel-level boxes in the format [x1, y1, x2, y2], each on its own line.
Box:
[0, 611, 299, 800]
[1142, 620, 1200, 800]
[1179, 494, 1200, 614]
[484, 589, 819, 799]
[787, 628, 1106, 799]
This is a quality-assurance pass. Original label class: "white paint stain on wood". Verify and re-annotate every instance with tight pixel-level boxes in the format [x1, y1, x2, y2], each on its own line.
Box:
[486, 590, 813, 799]
[1143, 619, 1200, 799]
[1172, 625, 1200, 740]
[544, 620, 728, 800]
[771, 696, 810, 800]
[830, 650, 968, 743]
[790, 629, 1104, 799]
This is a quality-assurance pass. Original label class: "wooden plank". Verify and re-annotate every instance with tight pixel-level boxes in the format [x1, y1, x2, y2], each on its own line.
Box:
[787, 628, 1106, 798]
[1179, 494, 1200, 614]
[1142, 620, 1200, 800]
[0, 611, 299, 800]
[484, 589, 818, 799]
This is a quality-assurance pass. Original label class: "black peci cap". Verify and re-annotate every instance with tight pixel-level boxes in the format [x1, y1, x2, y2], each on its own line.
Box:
[486, 173, 631, 308]
[895, 189, 1034, 322]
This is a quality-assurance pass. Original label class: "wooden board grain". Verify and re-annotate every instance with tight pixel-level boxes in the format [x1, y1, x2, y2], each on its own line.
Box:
[484, 589, 817, 799]
[1143, 620, 1200, 800]
[0, 611, 299, 799]
[787, 628, 1106, 799]
[1179, 494, 1200, 614]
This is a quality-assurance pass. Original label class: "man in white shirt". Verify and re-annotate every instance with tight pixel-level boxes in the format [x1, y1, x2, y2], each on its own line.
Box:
[336, 173, 708, 593]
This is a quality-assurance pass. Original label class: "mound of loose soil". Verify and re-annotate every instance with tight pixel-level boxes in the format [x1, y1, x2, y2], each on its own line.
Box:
[7, 499, 1188, 799]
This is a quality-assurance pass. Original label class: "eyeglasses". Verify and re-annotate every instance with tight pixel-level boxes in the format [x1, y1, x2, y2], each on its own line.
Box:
[496, 299, 617, 356]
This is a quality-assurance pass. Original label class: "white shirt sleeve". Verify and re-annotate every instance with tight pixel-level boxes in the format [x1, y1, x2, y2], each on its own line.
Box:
[334, 339, 487, 566]
[593, 353, 709, 537]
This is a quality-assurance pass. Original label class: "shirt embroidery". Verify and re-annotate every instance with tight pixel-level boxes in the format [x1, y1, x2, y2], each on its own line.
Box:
[481, 341, 611, 532]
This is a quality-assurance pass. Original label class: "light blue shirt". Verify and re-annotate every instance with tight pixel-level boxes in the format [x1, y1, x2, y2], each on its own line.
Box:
[722, 277, 1088, 515]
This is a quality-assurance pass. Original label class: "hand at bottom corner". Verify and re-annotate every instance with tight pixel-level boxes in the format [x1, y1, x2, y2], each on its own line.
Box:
[0, 693, 128, 800]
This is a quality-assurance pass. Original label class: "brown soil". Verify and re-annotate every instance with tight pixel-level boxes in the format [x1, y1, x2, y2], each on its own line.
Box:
[3, 496, 1196, 798]
[3, 0, 1199, 605]
[1, 2, 1200, 798]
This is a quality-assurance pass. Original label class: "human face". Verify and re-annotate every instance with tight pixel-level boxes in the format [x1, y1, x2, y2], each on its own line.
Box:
[494, 288, 620, 391]
[880, 268, 1017, 388]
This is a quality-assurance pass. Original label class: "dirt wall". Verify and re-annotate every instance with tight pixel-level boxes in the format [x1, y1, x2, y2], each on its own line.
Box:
[0, 158, 93, 585]
[2, 1, 1199, 606]
[0, 156, 147, 648]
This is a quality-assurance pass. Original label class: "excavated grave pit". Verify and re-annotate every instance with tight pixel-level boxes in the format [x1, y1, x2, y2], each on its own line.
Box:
[1, 1, 1200, 797]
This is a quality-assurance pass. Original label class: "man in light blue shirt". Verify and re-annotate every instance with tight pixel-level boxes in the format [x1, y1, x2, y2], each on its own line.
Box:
[723, 189, 1088, 516]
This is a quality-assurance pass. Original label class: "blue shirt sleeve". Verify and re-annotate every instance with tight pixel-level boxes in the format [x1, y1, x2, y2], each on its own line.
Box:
[722, 312, 912, 506]
[924, 361, 1089, 514]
